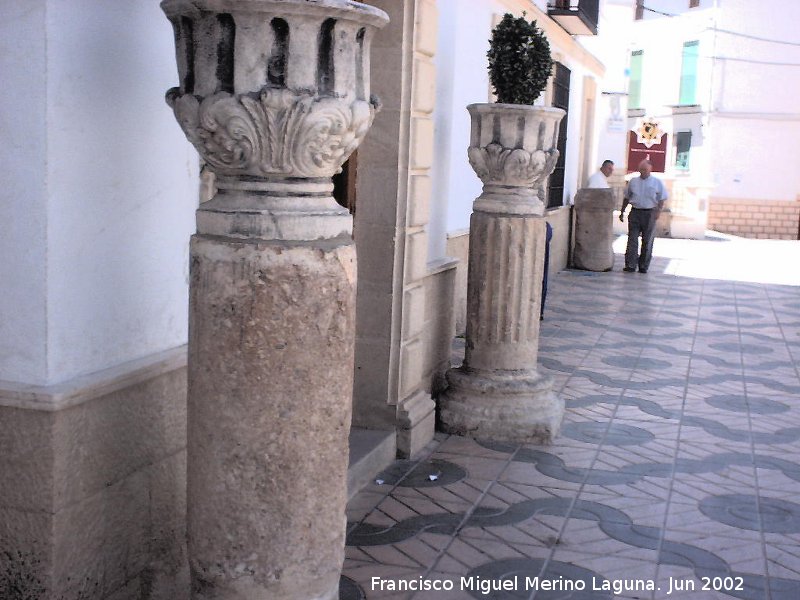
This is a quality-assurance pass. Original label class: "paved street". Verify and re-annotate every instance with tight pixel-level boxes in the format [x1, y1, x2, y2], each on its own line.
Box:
[342, 235, 800, 600]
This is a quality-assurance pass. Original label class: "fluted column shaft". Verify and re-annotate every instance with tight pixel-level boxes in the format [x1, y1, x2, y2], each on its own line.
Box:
[465, 213, 546, 372]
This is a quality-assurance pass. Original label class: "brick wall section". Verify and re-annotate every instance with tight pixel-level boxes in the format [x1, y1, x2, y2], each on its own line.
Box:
[708, 198, 800, 240]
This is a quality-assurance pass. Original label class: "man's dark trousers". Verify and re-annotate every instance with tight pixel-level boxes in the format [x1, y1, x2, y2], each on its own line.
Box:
[625, 208, 656, 271]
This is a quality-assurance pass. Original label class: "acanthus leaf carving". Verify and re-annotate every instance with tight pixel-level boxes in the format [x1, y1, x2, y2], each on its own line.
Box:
[468, 142, 560, 189]
[166, 87, 377, 179]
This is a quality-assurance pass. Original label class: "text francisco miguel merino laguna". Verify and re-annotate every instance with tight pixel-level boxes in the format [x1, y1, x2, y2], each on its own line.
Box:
[370, 574, 719, 595]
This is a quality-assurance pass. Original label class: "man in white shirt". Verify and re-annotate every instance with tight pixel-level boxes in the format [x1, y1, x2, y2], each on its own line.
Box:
[587, 160, 614, 189]
[619, 160, 667, 274]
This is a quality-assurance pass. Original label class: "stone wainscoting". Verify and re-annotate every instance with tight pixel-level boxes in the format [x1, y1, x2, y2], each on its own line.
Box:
[708, 197, 800, 240]
[0, 348, 188, 600]
[422, 258, 458, 398]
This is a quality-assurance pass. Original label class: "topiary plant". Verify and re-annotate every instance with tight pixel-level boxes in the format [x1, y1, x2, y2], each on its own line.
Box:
[487, 13, 554, 105]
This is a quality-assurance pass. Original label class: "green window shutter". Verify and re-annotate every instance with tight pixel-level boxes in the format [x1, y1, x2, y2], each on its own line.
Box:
[679, 41, 699, 104]
[629, 50, 643, 109]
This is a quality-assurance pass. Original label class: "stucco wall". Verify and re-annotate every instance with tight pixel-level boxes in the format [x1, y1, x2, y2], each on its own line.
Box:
[0, 1, 198, 386]
[0, 1, 48, 384]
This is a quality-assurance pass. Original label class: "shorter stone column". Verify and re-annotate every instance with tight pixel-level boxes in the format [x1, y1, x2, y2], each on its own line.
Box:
[572, 187, 616, 271]
[439, 103, 565, 444]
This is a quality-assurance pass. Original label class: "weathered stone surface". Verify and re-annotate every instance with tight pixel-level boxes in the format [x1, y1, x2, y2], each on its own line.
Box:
[187, 236, 356, 600]
[441, 368, 562, 444]
[0, 361, 188, 600]
[397, 390, 436, 458]
[572, 187, 616, 272]
[464, 213, 546, 372]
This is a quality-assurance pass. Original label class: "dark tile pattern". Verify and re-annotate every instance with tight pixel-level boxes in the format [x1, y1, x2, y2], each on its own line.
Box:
[344, 249, 800, 599]
[699, 495, 800, 533]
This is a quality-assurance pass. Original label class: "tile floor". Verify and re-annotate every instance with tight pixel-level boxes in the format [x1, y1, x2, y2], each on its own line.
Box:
[342, 237, 800, 600]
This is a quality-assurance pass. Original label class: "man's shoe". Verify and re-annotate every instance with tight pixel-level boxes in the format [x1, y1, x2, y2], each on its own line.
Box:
[639, 268, 648, 274]
[623, 267, 635, 273]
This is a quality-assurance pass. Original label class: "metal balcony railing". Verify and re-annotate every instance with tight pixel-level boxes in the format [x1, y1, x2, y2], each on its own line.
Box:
[547, 0, 599, 35]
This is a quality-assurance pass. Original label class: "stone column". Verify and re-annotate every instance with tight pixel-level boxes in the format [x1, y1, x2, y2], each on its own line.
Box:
[439, 103, 565, 444]
[572, 187, 616, 271]
[161, 2, 388, 599]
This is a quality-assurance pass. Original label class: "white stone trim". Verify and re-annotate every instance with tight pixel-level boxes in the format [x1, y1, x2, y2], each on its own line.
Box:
[0, 346, 187, 412]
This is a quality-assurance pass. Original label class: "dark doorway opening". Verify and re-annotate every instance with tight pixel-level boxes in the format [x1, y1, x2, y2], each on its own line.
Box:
[333, 150, 358, 218]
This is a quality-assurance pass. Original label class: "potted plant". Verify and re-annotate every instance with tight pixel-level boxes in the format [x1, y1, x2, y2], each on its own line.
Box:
[488, 12, 553, 105]
[468, 13, 565, 214]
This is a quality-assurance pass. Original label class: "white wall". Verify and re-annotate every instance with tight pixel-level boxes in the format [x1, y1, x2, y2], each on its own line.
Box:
[429, 0, 492, 259]
[707, 0, 800, 200]
[0, 1, 49, 383]
[0, 1, 198, 385]
[627, 9, 715, 116]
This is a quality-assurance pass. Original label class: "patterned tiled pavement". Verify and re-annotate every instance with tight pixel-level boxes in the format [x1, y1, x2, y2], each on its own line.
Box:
[342, 237, 800, 600]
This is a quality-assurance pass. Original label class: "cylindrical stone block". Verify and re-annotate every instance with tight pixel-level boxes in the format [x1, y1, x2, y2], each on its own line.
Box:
[464, 212, 546, 372]
[187, 235, 355, 600]
[573, 188, 616, 272]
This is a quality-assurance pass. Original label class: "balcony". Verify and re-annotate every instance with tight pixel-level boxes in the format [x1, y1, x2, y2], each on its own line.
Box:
[547, 0, 599, 35]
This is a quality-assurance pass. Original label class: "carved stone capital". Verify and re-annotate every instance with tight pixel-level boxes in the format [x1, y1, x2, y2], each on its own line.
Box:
[161, 0, 389, 242]
[167, 87, 378, 179]
[467, 103, 565, 215]
[468, 143, 560, 190]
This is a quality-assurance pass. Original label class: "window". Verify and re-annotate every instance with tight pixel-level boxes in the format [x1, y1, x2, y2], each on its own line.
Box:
[679, 41, 699, 104]
[629, 50, 643, 108]
[675, 131, 692, 170]
[547, 63, 571, 208]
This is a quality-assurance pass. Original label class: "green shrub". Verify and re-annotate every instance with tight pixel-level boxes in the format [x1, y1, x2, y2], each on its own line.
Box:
[487, 13, 553, 105]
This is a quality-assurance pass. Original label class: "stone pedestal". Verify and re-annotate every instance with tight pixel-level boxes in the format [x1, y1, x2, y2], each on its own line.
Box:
[439, 103, 565, 444]
[161, 1, 388, 598]
[572, 187, 616, 271]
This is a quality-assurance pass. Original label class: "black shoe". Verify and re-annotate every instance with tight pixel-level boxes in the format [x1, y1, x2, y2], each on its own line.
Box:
[639, 268, 648, 274]
[623, 267, 635, 273]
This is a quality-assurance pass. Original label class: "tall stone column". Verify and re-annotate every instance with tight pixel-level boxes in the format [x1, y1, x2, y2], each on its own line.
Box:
[440, 103, 565, 444]
[161, 2, 388, 599]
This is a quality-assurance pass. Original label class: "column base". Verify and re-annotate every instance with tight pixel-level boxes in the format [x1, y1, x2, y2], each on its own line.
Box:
[439, 367, 563, 444]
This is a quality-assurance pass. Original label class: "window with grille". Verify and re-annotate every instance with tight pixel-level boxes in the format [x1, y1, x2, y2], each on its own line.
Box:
[547, 62, 571, 209]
